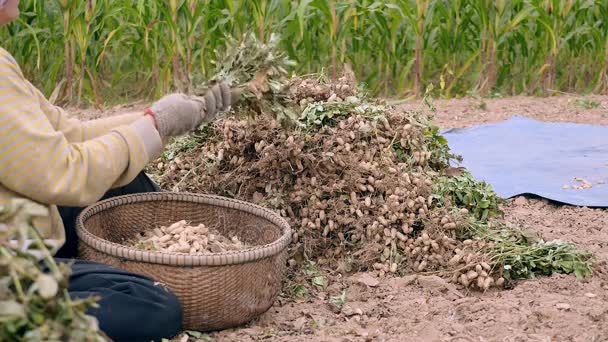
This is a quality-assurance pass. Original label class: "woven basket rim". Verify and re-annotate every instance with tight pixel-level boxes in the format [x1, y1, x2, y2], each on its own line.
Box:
[75, 192, 292, 266]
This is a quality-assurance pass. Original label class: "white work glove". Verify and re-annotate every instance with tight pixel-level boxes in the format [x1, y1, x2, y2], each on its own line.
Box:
[147, 82, 234, 137]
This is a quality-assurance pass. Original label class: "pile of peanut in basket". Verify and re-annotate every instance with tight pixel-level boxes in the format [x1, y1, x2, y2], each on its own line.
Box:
[130, 220, 248, 254]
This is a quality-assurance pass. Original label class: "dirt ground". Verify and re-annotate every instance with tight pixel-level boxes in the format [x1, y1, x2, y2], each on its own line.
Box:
[399, 94, 608, 129]
[72, 95, 608, 342]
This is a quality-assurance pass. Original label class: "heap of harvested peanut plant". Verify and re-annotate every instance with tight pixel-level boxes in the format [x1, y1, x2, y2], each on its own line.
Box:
[148, 34, 593, 291]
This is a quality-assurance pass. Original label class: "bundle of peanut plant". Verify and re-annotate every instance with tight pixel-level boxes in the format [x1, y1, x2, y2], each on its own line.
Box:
[0, 199, 105, 341]
[164, 33, 298, 160]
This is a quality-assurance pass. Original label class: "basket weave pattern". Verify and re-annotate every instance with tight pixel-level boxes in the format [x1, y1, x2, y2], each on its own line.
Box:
[76, 192, 291, 331]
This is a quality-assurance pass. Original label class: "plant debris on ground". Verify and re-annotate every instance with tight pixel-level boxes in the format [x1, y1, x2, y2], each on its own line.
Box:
[0, 199, 105, 341]
[147, 34, 594, 292]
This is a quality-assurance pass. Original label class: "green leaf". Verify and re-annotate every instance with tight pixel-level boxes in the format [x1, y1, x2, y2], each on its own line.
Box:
[185, 330, 204, 338]
[479, 199, 490, 209]
[289, 284, 310, 300]
[329, 291, 346, 305]
[32, 312, 45, 325]
[312, 276, 327, 288]
[185, 330, 211, 340]
[435, 135, 448, 145]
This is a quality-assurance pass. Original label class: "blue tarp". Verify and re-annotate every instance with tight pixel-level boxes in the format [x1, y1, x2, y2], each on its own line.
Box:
[442, 116, 608, 207]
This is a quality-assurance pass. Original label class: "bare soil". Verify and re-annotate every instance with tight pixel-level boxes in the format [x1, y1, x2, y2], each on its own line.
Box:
[71, 95, 608, 342]
[399, 94, 608, 129]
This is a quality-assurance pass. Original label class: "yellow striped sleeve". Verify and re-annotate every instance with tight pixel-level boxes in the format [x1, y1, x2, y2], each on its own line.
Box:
[0, 47, 146, 142]
[0, 48, 162, 206]
[39, 101, 146, 142]
[18, 74, 145, 142]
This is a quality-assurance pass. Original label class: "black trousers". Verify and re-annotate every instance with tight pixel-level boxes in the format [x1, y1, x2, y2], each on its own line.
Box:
[56, 173, 182, 342]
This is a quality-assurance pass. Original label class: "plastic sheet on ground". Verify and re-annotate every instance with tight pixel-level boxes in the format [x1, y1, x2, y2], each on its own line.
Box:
[442, 116, 608, 207]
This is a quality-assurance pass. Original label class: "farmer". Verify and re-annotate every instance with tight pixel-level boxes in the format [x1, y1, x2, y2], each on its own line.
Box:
[0, 1, 238, 341]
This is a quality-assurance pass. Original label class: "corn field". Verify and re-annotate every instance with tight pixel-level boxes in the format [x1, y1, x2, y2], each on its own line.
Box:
[1, 0, 607, 106]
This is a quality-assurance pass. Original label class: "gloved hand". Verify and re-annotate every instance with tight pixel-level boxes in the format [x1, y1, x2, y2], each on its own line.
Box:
[201, 82, 233, 123]
[147, 82, 235, 137]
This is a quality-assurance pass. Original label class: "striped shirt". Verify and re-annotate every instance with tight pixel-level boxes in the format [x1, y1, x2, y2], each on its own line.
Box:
[0, 47, 163, 255]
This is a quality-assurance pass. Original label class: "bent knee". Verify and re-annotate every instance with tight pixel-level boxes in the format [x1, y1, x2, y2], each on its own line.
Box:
[162, 286, 183, 333]
[144, 284, 183, 339]
[95, 282, 183, 342]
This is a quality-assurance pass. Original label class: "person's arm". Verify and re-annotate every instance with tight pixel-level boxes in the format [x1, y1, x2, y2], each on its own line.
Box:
[0, 51, 162, 207]
[24, 80, 145, 143]
[40, 97, 174, 145]
[0, 47, 148, 142]
[43, 105, 146, 142]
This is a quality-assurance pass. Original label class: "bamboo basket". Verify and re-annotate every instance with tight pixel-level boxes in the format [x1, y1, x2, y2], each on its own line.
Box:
[75, 192, 291, 331]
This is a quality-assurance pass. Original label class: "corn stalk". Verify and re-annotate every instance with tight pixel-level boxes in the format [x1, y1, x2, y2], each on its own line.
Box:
[1, 0, 607, 102]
